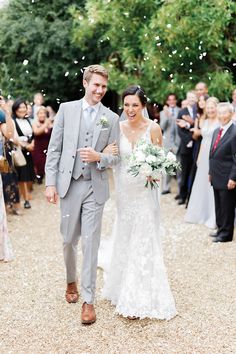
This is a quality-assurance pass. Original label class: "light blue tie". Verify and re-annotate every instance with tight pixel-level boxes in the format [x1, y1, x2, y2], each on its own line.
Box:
[86, 106, 95, 130]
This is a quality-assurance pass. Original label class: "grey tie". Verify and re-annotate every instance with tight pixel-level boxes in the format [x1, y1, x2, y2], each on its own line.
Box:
[85, 106, 95, 130]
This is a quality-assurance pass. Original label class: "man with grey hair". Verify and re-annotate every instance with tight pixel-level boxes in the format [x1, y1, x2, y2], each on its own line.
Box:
[209, 102, 236, 242]
[45, 64, 120, 324]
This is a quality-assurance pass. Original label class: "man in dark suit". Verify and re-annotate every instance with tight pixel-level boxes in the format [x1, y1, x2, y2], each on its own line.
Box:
[176, 91, 198, 204]
[209, 102, 236, 242]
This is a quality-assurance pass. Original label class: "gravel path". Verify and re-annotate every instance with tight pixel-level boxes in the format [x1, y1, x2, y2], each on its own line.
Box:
[1, 179, 236, 354]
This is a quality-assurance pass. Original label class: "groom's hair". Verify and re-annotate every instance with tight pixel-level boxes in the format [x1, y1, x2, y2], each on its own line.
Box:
[83, 65, 108, 82]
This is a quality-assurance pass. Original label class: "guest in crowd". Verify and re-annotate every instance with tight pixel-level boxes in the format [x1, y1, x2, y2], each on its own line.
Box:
[209, 102, 236, 242]
[32, 106, 53, 184]
[195, 82, 209, 99]
[185, 97, 219, 229]
[231, 88, 236, 121]
[32, 92, 44, 121]
[12, 99, 35, 209]
[0, 96, 14, 261]
[46, 105, 56, 122]
[26, 101, 34, 122]
[176, 91, 198, 205]
[181, 99, 188, 109]
[0, 100, 22, 215]
[160, 93, 180, 194]
[186, 94, 209, 202]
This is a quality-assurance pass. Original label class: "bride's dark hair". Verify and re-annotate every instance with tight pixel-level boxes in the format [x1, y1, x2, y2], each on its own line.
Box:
[122, 85, 147, 106]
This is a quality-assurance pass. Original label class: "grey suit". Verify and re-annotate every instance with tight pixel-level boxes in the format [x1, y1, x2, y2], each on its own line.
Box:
[160, 107, 181, 192]
[45, 99, 120, 303]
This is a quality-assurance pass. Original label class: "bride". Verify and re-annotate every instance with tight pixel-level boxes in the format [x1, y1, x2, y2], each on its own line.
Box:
[99, 86, 177, 320]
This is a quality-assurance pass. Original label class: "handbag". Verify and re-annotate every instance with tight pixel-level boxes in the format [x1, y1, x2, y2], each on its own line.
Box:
[0, 142, 10, 173]
[11, 146, 27, 167]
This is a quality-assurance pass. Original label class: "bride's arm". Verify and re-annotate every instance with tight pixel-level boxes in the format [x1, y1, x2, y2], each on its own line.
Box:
[150, 121, 163, 147]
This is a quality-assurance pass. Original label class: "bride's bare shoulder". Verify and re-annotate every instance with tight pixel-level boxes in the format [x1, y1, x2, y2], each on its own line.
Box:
[150, 120, 162, 145]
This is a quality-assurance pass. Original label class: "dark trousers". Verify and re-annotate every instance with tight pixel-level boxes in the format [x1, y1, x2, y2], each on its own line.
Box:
[179, 153, 193, 201]
[213, 188, 236, 240]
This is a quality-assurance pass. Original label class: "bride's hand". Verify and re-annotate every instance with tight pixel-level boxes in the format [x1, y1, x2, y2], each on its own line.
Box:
[147, 176, 160, 182]
[103, 141, 118, 155]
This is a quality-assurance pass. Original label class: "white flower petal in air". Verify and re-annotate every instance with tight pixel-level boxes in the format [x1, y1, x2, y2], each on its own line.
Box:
[23, 60, 29, 66]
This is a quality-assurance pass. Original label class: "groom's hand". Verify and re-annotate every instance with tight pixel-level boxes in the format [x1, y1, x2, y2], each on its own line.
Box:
[45, 186, 58, 204]
[78, 147, 100, 163]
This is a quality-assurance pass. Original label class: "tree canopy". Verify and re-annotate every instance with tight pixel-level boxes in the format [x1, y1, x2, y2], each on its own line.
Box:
[0, 0, 236, 105]
[0, 0, 87, 103]
[71, 0, 236, 102]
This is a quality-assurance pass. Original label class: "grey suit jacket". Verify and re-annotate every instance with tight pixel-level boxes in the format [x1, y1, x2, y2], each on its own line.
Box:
[160, 107, 180, 154]
[45, 99, 120, 204]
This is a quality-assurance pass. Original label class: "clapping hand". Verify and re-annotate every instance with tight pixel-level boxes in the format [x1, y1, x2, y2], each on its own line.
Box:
[176, 119, 187, 128]
[227, 179, 236, 190]
[182, 114, 194, 125]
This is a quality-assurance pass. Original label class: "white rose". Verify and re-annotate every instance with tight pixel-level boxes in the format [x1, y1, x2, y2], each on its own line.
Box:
[167, 151, 176, 161]
[139, 163, 152, 176]
[151, 169, 161, 179]
[159, 149, 165, 157]
[135, 151, 146, 162]
[146, 155, 157, 164]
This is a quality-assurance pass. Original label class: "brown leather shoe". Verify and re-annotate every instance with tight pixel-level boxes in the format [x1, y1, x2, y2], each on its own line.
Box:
[65, 282, 79, 303]
[81, 302, 96, 324]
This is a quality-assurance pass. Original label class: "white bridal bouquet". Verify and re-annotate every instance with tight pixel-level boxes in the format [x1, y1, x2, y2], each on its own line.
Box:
[127, 139, 181, 189]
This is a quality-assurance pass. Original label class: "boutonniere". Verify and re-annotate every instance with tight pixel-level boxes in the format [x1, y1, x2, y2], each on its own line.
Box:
[97, 115, 109, 127]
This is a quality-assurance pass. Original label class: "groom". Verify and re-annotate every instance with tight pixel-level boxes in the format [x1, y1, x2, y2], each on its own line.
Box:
[45, 64, 120, 324]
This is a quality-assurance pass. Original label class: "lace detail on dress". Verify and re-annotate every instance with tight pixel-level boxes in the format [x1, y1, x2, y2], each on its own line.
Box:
[99, 121, 177, 320]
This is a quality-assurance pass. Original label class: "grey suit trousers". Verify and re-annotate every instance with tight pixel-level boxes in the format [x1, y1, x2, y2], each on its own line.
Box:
[60, 178, 104, 304]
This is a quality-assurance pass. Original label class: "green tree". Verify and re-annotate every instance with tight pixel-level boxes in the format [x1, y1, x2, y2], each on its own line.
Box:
[0, 0, 88, 103]
[71, 0, 236, 102]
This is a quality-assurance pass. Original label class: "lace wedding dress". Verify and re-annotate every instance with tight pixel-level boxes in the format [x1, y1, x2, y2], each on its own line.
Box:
[99, 123, 177, 320]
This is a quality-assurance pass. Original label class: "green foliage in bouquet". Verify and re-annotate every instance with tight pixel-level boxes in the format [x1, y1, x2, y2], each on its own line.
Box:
[127, 139, 181, 189]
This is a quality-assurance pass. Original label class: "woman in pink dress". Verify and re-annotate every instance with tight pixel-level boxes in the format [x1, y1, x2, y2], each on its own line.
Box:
[32, 106, 53, 184]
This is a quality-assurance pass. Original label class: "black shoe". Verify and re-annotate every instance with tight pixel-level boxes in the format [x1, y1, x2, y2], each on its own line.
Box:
[162, 190, 170, 195]
[212, 236, 232, 243]
[175, 194, 180, 200]
[24, 201, 31, 209]
[178, 199, 185, 205]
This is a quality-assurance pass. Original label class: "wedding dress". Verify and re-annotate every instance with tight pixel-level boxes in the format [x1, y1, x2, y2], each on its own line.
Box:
[185, 119, 219, 229]
[99, 122, 177, 320]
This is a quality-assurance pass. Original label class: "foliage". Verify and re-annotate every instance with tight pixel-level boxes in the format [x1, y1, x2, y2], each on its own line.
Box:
[1, 0, 236, 105]
[0, 0, 87, 103]
[71, 0, 236, 102]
